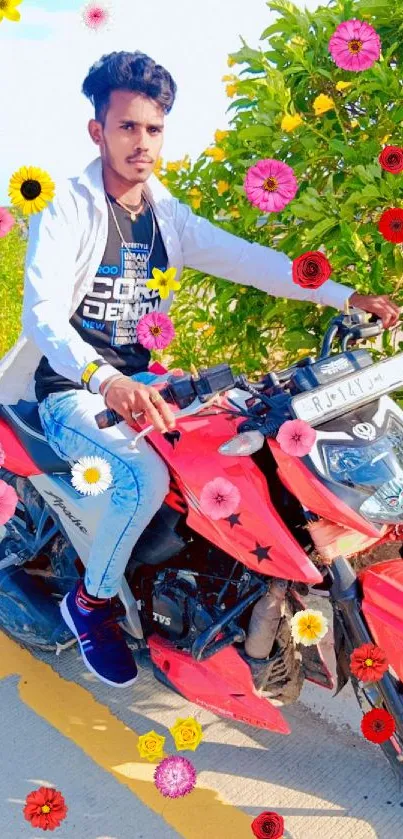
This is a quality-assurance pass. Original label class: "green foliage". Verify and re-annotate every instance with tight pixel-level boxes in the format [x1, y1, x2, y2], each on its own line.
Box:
[161, 0, 403, 375]
[0, 212, 26, 358]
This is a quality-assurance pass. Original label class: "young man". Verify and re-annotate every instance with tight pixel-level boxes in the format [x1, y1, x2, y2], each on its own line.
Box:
[13, 51, 400, 688]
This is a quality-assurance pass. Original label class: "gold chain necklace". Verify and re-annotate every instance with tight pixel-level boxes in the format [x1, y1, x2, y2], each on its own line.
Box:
[105, 192, 156, 266]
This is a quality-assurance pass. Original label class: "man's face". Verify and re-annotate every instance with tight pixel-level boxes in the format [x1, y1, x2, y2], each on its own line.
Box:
[89, 89, 165, 184]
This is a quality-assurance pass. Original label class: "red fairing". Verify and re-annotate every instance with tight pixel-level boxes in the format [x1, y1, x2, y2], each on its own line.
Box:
[149, 409, 322, 584]
[0, 419, 41, 477]
[360, 560, 403, 682]
[148, 635, 290, 734]
[269, 439, 380, 539]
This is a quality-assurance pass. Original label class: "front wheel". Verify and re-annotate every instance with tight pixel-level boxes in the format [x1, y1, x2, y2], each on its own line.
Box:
[351, 674, 403, 786]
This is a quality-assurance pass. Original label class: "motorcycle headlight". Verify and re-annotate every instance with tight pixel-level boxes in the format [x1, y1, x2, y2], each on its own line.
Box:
[321, 415, 403, 524]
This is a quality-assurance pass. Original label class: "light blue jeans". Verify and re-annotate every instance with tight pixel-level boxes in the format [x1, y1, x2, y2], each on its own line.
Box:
[37, 372, 171, 598]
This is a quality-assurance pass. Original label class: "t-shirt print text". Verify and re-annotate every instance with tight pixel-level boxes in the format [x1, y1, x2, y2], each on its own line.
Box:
[81, 242, 164, 348]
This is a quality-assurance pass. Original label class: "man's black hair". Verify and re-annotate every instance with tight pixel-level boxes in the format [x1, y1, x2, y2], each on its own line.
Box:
[82, 51, 177, 125]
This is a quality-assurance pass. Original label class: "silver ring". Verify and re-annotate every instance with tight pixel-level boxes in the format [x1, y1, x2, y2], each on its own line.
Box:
[131, 411, 143, 420]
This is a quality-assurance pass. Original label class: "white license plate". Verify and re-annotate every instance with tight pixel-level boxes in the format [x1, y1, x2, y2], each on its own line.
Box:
[291, 353, 403, 425]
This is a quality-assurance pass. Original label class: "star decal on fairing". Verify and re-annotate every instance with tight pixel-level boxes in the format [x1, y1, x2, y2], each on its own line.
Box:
[250, 542, 272, 562]
[225, 513, 242, 528]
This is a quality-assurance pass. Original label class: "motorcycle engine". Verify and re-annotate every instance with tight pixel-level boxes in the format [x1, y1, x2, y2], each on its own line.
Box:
[150, 569, 213, 646]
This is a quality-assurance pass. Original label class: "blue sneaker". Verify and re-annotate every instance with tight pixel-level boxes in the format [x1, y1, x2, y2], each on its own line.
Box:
[60, 581, 138, 688]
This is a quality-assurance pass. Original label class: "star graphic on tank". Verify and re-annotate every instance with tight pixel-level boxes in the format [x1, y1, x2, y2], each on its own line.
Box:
[225, 512, 242, 528]
[250, 542, 272, 562]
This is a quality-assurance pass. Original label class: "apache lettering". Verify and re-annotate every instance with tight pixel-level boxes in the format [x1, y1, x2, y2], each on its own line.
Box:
[44, 491, 88, 534]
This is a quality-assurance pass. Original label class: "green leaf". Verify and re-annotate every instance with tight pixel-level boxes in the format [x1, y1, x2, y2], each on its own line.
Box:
[351, 233, 370, 262]
[283, 65, 306, 76]
[237, 125, 270, 140]
[302, 217, 338, 245]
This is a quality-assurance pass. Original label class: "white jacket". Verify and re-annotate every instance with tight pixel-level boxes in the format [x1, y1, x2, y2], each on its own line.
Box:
[0, 155, 353, 405]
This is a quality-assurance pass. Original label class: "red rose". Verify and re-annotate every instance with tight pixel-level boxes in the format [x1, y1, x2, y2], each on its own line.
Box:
[361, 708, 396, 744]
[23, 786, 68, 831]
[378, 208, 403, 243]
[292, 250, 332, 289]
[379, 145, 403, 174]
[251, 810, 285, 839]
[350, 643, 388, 682]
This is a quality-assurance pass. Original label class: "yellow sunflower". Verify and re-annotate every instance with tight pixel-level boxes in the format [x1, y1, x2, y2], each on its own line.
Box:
[8, 166, 55, 215]
[0, 0, 22, 24]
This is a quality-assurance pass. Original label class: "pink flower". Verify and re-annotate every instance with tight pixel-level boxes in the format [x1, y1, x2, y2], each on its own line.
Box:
[0, 442, 4, 467]
[136, 312, 175, 350]
[276, 419, 317, 457]
[199, 477, 241, 520]
[0, 480, 18, 525]
[0, 207, 15, 239]
[244, 159, 298, 213]
[154, 756, 196, 798]
[328, 19, 381, 72]
[81, 1, 112, 30]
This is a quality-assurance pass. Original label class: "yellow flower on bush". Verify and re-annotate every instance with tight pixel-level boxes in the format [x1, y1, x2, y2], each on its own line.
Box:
[313, 94, 335, 116]
[217, 180, 230, 195]
[192, 321, 207, 330]
[290, 35, 306, 47]
[170, 717, 203, 752]
[166, 160, 182, 172]
[350, 119, 359, 128]
[226, 83, 239, 98]
[137, 730, 166, 762]
[204, 327, 215, 338]
[230, 206, 241, 219]
[381, 134, 391, 144]
[215, 129, 229, 144]
[205, 146, 226, 162]
[189, 187, 202, 210]
[281, 114, 303, 132]
[227, 56, 236, 67]
[153, 156, 164, 177]
[335, 81, 353, 92]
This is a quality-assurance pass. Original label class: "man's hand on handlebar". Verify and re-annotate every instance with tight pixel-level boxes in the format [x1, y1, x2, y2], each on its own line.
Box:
[348, 292, 401, 329]
[100, 376, 176, 434]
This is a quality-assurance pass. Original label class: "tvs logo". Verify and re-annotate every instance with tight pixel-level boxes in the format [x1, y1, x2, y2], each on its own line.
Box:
[352, 422, 376, 441]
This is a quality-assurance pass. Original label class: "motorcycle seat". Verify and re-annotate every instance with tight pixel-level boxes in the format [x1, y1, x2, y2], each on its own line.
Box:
[0, 401, 71, 474]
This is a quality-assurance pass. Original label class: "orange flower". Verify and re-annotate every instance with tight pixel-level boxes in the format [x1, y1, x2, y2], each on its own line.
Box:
[24, 786, 67, 831]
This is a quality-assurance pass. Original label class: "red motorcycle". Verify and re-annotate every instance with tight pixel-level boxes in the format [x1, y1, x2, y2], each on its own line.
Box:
[1, 309, 403, 779]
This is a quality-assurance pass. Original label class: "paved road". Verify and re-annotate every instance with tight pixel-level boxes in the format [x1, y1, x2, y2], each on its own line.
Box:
[1, 623, 403, 839]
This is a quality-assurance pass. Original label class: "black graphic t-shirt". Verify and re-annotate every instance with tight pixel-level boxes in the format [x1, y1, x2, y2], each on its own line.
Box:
[34, 195, 168, 403]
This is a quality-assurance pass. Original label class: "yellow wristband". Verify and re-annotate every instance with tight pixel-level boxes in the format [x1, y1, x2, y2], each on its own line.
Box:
[81, 359, 107, 389]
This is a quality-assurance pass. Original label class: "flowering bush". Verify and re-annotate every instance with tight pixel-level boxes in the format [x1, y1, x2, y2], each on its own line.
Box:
[2, 0, 403, 380]
[160, 0, 403, 375]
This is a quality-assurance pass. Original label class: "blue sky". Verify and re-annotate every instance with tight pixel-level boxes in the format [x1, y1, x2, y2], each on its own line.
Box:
[0, 0, 318, 204]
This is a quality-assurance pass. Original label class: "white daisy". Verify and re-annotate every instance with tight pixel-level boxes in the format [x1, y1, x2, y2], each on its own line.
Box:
[71, 456, 113, 496]
[80, 1, 113, 32]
